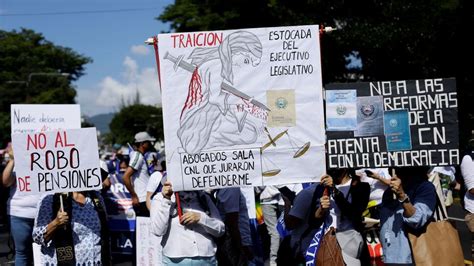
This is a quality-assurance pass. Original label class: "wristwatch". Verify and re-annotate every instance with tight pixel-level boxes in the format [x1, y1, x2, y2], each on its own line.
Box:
[398, 194, 410, 204]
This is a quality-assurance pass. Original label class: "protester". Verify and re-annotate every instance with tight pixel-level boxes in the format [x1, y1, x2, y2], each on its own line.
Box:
[215, 187, 254, 265]
[255, 184, 302, 266]
[429, 166, 457, 207]
[32, 191, 111, 265]
[146, 160, 166, 211]
[324, 169, 370, 265]
[379, 166, 436, 265]
[1, 146, 41, 266]
[255, 186, 282, 266]
[280, 169, 370, 265]
[150, 181, 225, 265]
[122, 131, 156, 217]
[461, 141, 474, 233]
[106, 148, 129, 177]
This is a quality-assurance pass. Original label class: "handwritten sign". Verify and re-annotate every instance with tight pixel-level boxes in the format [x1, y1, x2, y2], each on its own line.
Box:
[11, 104, 81, 134]
[326, 78, 459, 168]
[157, 25, 326, 191]
[12, 128, 101, 193]
[136, 217, 162, 266]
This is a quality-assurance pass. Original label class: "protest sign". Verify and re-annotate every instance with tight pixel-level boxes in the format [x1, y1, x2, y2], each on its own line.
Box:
[157, 25, 326, 191]
[11, 128, 102, 193]
[11, 104, 81, 134]
[326, 78, 459, 168]
[136, 217, 162, 266]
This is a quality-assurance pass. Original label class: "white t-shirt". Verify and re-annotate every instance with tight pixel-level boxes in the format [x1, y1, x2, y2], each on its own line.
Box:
[129, 151, 150, 202]
[7, 172, 42, 219]
[461, 155, 474, 213]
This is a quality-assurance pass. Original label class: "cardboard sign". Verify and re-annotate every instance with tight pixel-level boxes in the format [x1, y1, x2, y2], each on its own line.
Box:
[157, 25, 326, 191]
[326, 78, 459, 168]
[12, 128, 102, 193]
[11, 104, 81, 134]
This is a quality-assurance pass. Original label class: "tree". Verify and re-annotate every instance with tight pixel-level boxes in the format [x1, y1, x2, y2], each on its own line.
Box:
[108, 104, 164, 145]
[158, 0, 473, 145]
[0, 28, 92, 146]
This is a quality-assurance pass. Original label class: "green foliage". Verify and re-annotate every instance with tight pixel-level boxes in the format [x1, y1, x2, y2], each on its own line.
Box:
[158, 0, 473, 144]
[109, 104, 164, 145]
[0, 28, 92, 147]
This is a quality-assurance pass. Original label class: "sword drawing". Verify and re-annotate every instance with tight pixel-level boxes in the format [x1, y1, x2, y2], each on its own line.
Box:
[164, 52, 270, 112]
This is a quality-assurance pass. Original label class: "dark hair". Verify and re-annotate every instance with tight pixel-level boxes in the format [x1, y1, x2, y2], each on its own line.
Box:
[391, 166, 429, 181]
[327, 168, 356, 180]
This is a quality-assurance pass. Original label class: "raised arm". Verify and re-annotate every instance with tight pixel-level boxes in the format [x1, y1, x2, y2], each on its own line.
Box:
[150, 181, 174, 236]
[2, 149, 15, 187]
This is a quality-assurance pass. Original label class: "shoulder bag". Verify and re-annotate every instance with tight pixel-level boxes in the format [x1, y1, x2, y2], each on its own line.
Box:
[407, 192, 464, 266]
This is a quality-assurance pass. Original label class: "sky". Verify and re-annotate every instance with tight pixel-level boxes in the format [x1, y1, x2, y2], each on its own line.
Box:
[0, 0, 173, 117]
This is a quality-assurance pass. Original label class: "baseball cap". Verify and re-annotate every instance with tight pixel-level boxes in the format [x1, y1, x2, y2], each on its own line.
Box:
[134, 132, 156, 143]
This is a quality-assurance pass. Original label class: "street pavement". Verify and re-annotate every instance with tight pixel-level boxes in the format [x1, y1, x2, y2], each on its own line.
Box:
[0, 223, 14, 265]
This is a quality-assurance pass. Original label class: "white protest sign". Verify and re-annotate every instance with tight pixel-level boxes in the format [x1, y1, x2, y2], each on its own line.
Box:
[157, 25, 326, 191]
[11, 104, 81, 134]
[136, 217, 162, 266]
[11, 128, 101, 193]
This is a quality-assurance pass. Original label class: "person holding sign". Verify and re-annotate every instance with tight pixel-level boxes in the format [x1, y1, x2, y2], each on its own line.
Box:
[32, 191, 111, 265]
[281, 169, 370, 265]
[379, 167, 436, 265]
[150, 181, 225, 265]
[146, 160, 166, 211]
[122, 131, 156, 217]
[215, 187, 254, 266]
[2, 146, 41, 266]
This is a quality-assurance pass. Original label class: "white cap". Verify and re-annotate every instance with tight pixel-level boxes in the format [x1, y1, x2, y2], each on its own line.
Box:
[134, 132, 156, 143]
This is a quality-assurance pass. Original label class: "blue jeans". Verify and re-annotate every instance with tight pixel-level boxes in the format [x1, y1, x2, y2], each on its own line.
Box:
[163, 256, 216, 265]
[10, 215, 35, 266]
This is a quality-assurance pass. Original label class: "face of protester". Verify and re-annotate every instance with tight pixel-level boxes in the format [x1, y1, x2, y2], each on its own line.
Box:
[327, 169, 348, 185]
[139, 141, 154, 152]
[119, 161, 128, 173]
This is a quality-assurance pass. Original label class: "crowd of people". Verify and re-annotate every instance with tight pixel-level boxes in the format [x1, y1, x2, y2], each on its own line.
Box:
[0, 132, 472, 265]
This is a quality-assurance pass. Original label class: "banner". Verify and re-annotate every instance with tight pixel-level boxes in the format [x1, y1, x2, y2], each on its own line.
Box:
[11, 128, 102, 193]
[326, 78, 459, 168]
[11, 104, 81, 134]
[157, 25, 326, 191]
[104, 168, 136, 255]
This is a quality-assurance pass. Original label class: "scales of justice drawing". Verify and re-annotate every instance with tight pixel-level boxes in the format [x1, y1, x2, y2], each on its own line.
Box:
[164, 48, 311, 178]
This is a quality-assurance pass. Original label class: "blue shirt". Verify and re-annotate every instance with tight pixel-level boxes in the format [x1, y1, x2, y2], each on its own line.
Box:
[380, 181, 436, 264]
[216, 188, 252, 246]
[288, 183, 319, 253]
